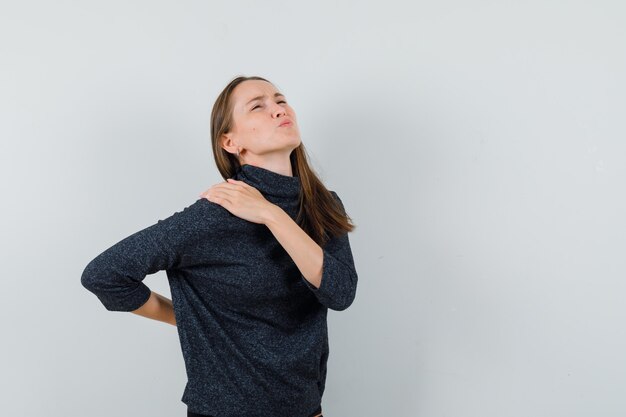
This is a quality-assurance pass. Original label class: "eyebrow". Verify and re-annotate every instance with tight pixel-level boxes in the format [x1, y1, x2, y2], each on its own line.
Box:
[245, 92, 285, 106]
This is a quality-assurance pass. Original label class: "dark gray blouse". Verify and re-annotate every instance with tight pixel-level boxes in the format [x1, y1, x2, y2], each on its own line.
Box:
[81, 163, 358, 417]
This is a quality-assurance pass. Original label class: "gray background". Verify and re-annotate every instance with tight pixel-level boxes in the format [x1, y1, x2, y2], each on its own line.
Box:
[1, 1, 625, 416]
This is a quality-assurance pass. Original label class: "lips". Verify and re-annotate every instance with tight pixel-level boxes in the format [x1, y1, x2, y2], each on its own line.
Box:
[279, 119, 293, 127]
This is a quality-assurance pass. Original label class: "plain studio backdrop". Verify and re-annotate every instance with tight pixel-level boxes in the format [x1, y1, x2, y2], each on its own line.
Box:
[1, 1, 625, 416]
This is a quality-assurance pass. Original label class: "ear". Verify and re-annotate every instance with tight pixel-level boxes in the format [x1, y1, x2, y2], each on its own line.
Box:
[221, 133, 237, 155]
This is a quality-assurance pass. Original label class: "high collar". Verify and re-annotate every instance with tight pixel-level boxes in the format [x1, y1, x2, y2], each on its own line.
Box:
[233, 163, 301, 199]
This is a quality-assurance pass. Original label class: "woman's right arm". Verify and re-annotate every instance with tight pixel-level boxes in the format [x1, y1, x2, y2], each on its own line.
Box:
[132, 290, 176, 326]
[80, 198, 213, 314]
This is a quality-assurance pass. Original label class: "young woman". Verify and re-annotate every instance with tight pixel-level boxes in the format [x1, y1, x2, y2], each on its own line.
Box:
[81, 75, 358, 417]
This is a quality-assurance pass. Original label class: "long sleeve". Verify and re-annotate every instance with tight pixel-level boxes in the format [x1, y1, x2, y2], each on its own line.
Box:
[80, 199, 208, 312]
[80, 164, 354, 416]
[301, 191, 358, 311]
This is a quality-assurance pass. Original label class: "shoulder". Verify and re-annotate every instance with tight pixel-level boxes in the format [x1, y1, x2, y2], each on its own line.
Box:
[329, 190, 346, 212]
[155, 197, 234, 233]
[329, 190, 343, 201]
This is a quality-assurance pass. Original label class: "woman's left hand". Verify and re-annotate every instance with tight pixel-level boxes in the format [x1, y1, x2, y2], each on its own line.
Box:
[198, 179, 276, 225]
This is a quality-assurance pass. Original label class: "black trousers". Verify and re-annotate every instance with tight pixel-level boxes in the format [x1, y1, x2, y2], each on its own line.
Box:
[187, 404, 323, 417]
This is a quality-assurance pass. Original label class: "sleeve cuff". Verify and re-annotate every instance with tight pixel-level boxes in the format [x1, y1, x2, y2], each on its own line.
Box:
[301, 248, 357, 311]
[96, 282, 152, 312]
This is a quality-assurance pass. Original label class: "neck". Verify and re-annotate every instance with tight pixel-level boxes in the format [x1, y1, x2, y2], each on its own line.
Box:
[238, 154, 294, 177]
[234, 163, 301, 199]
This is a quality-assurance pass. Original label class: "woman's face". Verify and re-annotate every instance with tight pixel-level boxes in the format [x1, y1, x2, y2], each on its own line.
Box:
[222, 80, 301, 163]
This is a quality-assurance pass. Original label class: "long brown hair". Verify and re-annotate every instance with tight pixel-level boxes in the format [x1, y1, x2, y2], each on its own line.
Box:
[210, 75, 355, 246]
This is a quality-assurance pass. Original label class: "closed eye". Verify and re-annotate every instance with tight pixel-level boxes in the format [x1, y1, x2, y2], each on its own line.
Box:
[252, 100, 287, 110]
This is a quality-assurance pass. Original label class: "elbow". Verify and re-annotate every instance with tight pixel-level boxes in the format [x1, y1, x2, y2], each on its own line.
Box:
[319, 250, 359, 311]
[80, 260, 152, 312]
[81, 256, 112, 295]
[80, 260, 123, 312]
[330, 292, 356, 312]
[328, 270, 358, 312]
[80, 260, 101, 293]
[80, 261, 111, 308]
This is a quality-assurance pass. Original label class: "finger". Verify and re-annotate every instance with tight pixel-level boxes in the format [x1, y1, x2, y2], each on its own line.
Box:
[198, 188, 212, 197]
[205, 189, 233, 205]
[213, 182, 243, 191]
[227, 179, 248, 187]
[209, 187, 239, 200]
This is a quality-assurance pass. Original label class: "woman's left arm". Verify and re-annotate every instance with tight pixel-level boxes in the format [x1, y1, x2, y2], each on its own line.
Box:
[201, 180, 358, 311]
[263, 204, 325, 289]
[264, 196, 359, 311]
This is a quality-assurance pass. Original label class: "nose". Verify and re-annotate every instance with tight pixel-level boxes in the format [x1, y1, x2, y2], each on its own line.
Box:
[272, 103, 287, 118]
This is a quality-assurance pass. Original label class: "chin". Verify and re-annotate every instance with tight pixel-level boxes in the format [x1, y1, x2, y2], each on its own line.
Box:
[280, 133, 300, 144]
[291, 136, 302, 148]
